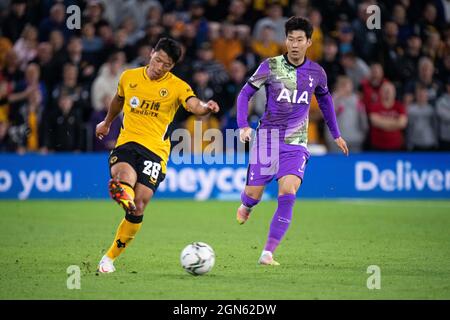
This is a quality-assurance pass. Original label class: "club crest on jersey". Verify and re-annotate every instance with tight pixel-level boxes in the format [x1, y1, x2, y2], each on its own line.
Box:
[276, 89, 309, 104]
[130, 96, 140, 108]
[160, 88, 169, 97]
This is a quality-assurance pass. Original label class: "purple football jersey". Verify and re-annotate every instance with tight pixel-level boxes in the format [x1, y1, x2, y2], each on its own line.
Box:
[237, 54, 341, 148]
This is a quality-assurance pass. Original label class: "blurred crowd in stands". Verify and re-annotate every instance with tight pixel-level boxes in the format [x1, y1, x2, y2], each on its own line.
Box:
[0, 0, 449, 154]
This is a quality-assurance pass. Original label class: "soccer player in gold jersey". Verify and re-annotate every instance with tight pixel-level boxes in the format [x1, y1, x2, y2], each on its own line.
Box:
[95, 38, 220, 273]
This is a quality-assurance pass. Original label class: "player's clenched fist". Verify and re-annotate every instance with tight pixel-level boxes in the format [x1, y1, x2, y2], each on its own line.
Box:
[205, 100, 220, 113]
[239, 127, 253, 143]
[96, 120, 110, 140]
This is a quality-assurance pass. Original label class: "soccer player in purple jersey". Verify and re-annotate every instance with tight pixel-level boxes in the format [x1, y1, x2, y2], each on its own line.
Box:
[235, 17, 349, 265]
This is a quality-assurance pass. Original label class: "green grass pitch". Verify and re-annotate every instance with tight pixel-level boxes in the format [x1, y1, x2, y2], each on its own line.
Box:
[0, 199, 449, 299]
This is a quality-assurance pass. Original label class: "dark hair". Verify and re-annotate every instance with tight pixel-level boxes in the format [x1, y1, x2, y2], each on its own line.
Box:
[154, 37, 182, 64]
[285, 16, 313, 39]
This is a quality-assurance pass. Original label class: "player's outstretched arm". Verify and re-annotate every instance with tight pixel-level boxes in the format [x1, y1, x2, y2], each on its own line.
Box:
[315, 91, 349, 156]
[186, 97, 220, 116]
[96, 93, 124, 140]
[236, 83, 258, 143]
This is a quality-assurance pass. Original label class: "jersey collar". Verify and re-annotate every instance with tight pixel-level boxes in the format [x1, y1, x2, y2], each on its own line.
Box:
[283, 54, 307, 69]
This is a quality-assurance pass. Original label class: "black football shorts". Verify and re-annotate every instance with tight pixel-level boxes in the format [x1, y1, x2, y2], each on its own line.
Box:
[108, 142, 166, 192]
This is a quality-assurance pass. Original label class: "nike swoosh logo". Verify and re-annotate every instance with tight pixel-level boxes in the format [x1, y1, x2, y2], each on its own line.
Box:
[130, 83, 137, 88]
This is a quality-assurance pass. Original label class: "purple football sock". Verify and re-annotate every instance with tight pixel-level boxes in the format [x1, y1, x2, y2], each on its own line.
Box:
[264, 194, 296, 253]
[241, 192, 260, 209]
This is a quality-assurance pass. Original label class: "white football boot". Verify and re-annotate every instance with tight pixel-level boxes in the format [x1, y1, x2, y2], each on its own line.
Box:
[258, 251, 280, 266]
[97, 255, 116, 273]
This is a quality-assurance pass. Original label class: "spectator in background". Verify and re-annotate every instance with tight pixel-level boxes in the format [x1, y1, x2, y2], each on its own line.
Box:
[226, 0, 251, 27]
[379, 20, 404, 84]
[98, 0, 123, 29]
[91, 51, 127, 112]
[163, 0, 190, 20]
[253, 2, 288, 45]
[192, 67, 220, 101]
[336, 22, 354, 56]
[48, 30, 66, 75]
[367, 81, 408, 151]
[204, 0, 229, 22]
[81, 22, 104, 67]
[64, 36, 96, 85]
[306, 9, 323, 62]
[112, 28, 136, 62]
[352, 1, 380, 62]
[130, 44, 152, 68]
[13, 24, 39, 71]
[84, 0, 108, 28]
[193, 42, 229, 86]
[360, 63, 388, 112]
[415, 2, 442, 39]
[119, 16, 145, 47]
[184, 67, 221, 153]
[213, 22, 243, 70]
[8, 89, 44, 153]
[291, 0, 311, 21]
[319, 37, 344, 90]
[392, 3, 412, 46]
[97, 22, 116, 62]
[399, 34, 422, 84]
[340, 52, 370, 89]
[251, 22, 281, 60]
[51, 63, 91, 121]
[188, 0, 210, 47]
[119, 0, 162, 31]
[1, 0, 28, 43]
[406, 84, 438, 151]
[43, 93, 83, 152]
[316, 0, 355, 33]
[8, 63, 46, 115]
[1, 49, 23, 86]
[236, 39, 260, 75]
[220, 59, 247, 129]
[403, 56, 443, 106]
[32, 42, 58, 94]
[178, 22, 199, 61]
[0, 36, 12, 72]
[436, 81, 450, 150]
[422, 30, 444, 63]
[326, 76, 368, 152]
[38, 2, 72, 42]
[89, 93, 121, 151]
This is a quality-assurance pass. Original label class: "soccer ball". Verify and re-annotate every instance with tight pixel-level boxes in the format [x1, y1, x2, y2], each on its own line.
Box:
[180, 242, 215, 276]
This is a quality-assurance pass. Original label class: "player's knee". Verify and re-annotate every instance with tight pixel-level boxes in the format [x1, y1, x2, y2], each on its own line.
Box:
[244, 188, 263, 201]
[134, 199, 148, 216]
[278, 187, 297, 196]
[113, 171, 134, 185]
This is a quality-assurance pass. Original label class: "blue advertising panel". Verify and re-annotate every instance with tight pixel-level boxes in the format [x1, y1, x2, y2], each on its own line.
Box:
[0, 153, 449, 200]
